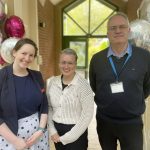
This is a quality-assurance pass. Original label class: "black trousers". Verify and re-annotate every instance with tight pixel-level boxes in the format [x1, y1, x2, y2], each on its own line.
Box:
[54, 121, 88, 150]
[96, 116, 143, 150]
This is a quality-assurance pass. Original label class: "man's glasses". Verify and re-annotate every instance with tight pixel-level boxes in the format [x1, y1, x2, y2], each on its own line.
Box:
[108, 25, 129, 32]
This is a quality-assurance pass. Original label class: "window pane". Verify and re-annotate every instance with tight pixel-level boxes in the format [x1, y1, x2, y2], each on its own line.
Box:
[93, 20, 108, 35]
[63, 0, 117, 36]
[88, 38, 109, 65]
[67, 0, 89, 33]
[69, 41, 87, 68]
[63, 14, 86, 35]
[90, 0, 114, 33]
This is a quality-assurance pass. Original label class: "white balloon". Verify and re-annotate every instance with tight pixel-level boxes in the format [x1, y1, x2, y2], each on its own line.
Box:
[129, 19, 150, 50]
[139, 0, 150, 23]
[0, 37, 19, 63]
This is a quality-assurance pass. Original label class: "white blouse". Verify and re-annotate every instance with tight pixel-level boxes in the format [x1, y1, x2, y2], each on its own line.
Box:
[47, 73, 94, 145]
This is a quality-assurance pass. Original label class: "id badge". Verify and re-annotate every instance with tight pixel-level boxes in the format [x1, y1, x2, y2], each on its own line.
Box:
[110, 82, 124, 93]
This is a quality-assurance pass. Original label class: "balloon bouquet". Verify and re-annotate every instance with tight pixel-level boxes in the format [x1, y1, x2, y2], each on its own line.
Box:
[129, 0, 150, 51]
[0, 0, 25, 68]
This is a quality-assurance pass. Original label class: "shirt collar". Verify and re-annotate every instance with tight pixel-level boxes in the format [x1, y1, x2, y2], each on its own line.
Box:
[107, 43, 132, 58]
[56, 72, 79, 87]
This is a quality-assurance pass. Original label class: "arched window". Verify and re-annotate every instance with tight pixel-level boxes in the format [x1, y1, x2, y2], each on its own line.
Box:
[62, 0, 117, 77]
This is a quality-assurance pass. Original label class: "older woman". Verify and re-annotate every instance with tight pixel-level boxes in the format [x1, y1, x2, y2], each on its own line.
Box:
[47, 48, 94, 150]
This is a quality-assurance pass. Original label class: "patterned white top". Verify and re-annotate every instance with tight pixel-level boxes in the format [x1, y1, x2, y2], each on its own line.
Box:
[47, 73, 94, 145]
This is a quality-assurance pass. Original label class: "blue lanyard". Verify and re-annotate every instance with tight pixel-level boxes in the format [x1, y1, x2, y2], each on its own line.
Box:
[109, 54, 131, 81]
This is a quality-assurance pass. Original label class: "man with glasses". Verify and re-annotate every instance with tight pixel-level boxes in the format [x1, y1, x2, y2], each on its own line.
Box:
[89, 12, 150, 150]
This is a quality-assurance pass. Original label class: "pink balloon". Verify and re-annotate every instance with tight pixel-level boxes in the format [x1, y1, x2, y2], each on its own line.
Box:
[4, 15, 25, 38]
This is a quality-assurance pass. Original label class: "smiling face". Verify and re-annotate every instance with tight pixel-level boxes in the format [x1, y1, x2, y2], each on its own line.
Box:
[13, 44, 35, 70]
[59, 53, 77, 78]
[107, 15, 130, 46]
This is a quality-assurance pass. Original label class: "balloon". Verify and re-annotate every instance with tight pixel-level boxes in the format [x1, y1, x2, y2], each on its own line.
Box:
[4, 15, 25, 38]
[0, 0, 6, 23]
[0, 55, 5, 65]
[138, 0, 150, 23]
[0, 37, 19, 63]
[129, 19, 150, 51]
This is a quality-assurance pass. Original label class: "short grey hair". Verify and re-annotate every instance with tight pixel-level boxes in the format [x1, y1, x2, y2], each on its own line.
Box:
[60, 48, 78, 62]
[107, 12, 130, 27]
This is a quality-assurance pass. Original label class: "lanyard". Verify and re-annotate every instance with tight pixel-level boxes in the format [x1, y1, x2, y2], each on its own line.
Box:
[109, 54, 131, 81]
